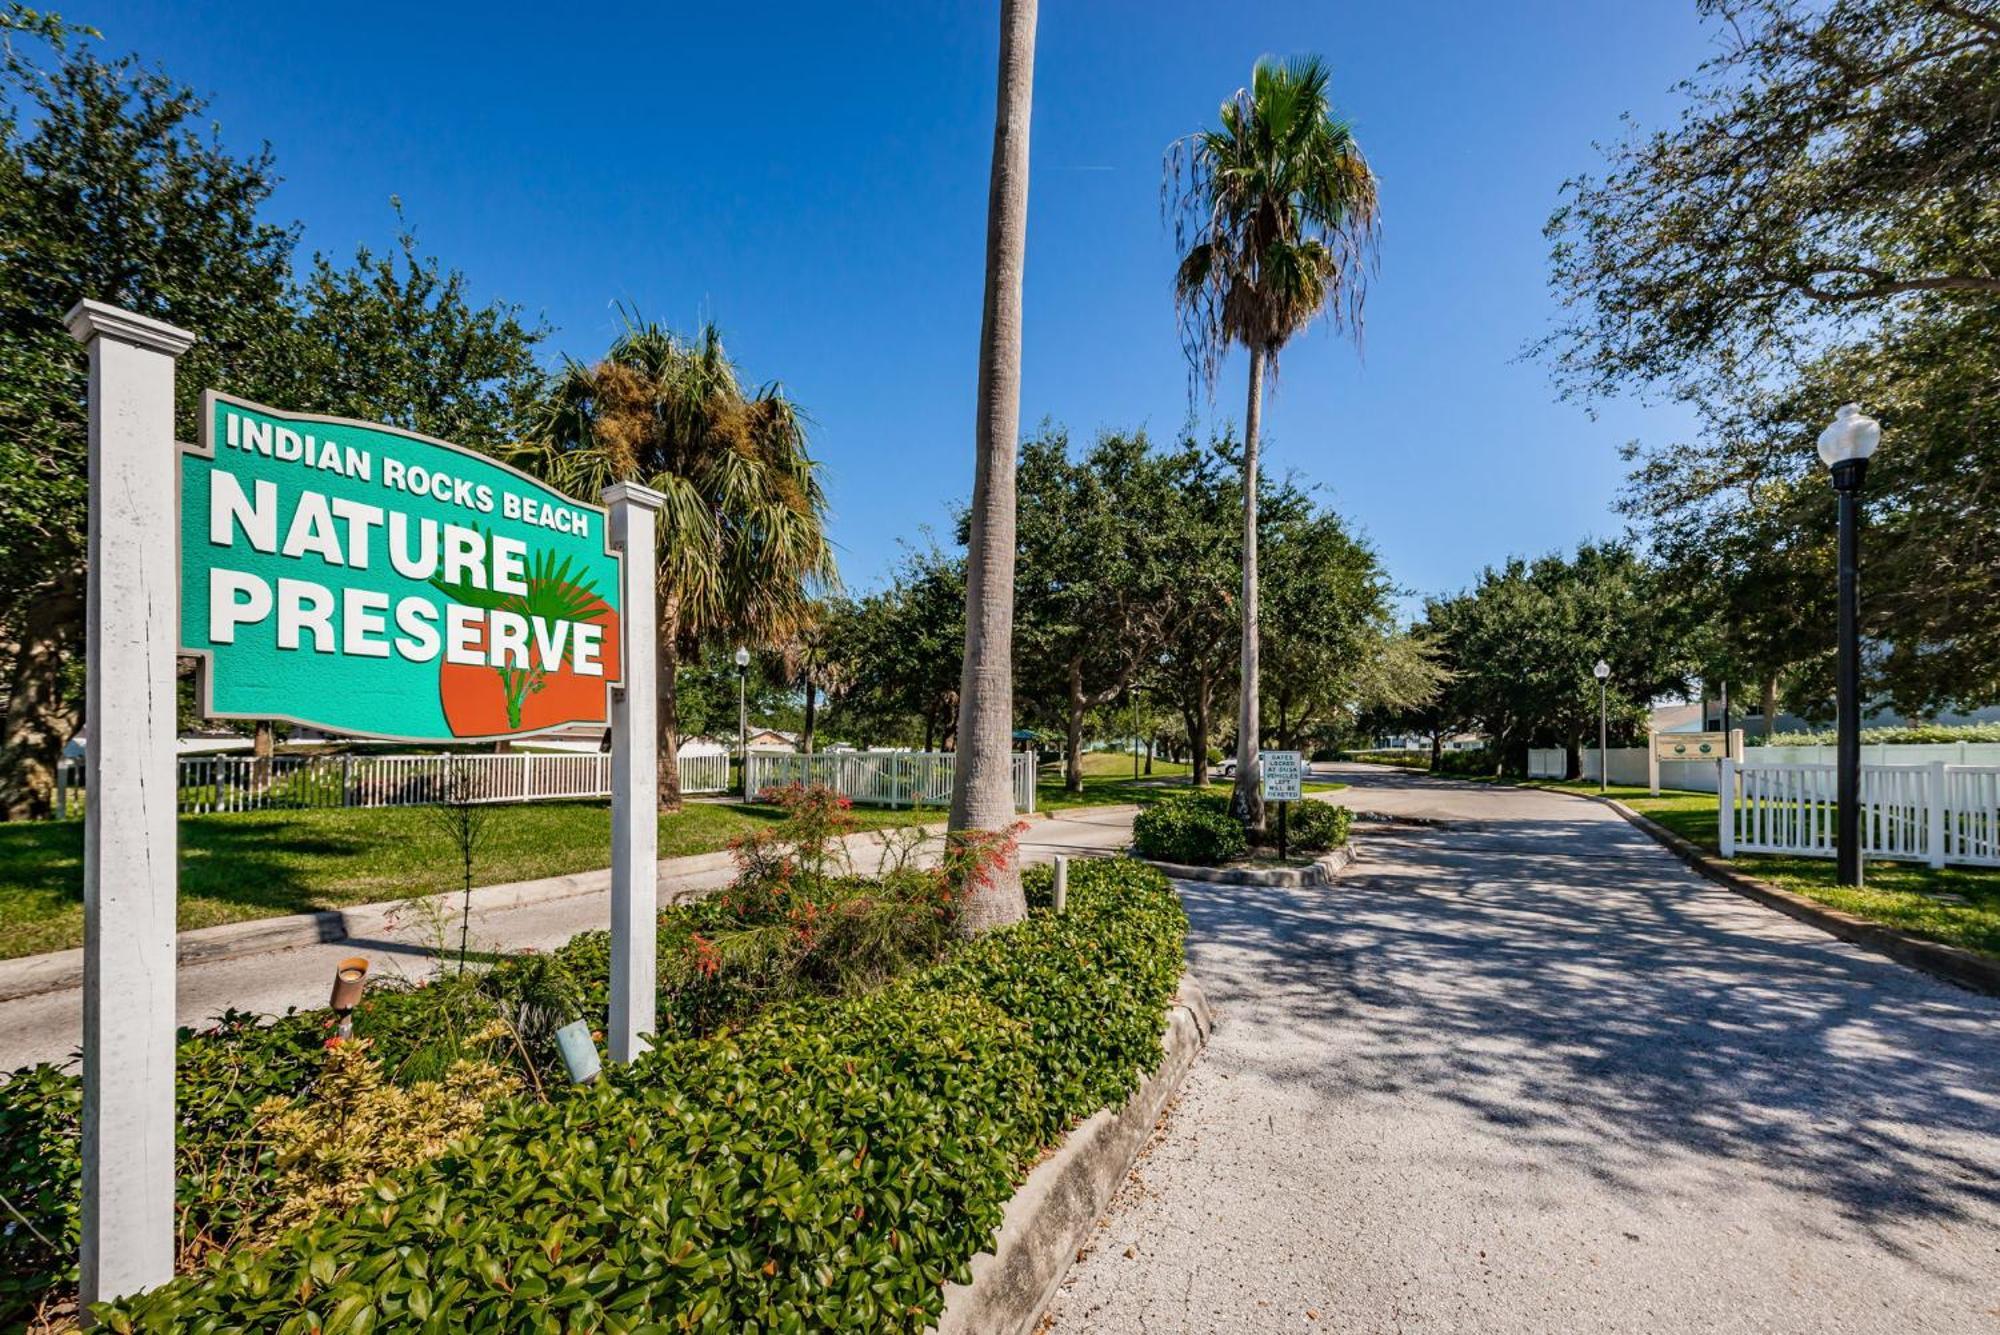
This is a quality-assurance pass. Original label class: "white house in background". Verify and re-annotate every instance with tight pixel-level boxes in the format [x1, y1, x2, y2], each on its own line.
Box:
[1651, 699, 2000, 737]
[1377, 732, 1485, 752]
[745, 727, 801, 752]
[677, 736, 729, 759]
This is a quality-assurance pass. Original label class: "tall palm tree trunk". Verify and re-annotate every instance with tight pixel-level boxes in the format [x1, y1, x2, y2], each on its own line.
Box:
[1231, 345, 1267, 829]
[950, 0, 1037, 934]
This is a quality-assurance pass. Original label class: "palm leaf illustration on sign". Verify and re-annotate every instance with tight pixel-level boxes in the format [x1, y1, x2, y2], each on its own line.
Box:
[430, 538, 609, 733]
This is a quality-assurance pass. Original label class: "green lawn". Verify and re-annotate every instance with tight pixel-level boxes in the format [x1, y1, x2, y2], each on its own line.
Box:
[0, 777, 1168, 961]
[1033, 752, 1343, 812]
[0, 758, 1348, 960]
[0, 799, 945, 961]
[1527, 780, 2000, 961]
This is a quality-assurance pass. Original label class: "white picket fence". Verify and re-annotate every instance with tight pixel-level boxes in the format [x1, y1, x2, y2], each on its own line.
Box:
[54, 749, 734, 817]
[745, 749, 1038, 812]
[1721, 759, 2000, 868]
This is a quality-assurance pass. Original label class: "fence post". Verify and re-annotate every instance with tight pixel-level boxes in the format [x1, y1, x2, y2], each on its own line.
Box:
[520, 753, 532, 803]
[68, 299, 192, 1307]
[604, 482, 664, 1065]
[1718, 758, 1736, 858]
[1052, 854, 1068, 914]
[1928, 760, 1948, 869]
[1647, 733, 1660, 796]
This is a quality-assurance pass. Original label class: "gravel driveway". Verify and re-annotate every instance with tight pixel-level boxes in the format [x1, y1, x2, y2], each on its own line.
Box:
[1045, 766, 2000, 1334]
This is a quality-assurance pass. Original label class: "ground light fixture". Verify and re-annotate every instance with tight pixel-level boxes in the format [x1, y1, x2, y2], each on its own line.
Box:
[554, 1019, 602, 1084]
[1817, 403, 1881, 887]
[1593, 660, 1611, 794]
[328, 956, 368, 1037]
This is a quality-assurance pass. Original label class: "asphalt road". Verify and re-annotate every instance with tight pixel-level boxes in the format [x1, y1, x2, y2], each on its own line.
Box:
[1045, 764, 2000, 1334]
[0, 802, 1144, 1071]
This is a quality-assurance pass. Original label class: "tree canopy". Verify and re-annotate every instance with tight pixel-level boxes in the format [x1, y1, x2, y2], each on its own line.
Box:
[0, 12, 546, 815]
[1543, 0, 2000, 400]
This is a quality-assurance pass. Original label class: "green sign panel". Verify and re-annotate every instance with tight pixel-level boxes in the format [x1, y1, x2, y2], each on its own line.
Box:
[180, 393, 624, 741]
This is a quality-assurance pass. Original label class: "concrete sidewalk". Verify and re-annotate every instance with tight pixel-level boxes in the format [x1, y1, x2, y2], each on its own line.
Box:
[0, 803, 1144, 1071]
[1045, 764, 2000, 1334]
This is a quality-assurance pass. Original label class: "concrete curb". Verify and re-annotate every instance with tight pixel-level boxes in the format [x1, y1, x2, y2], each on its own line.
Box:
[1575, 791, 2000, 998]
[935, 973, 1213, 1335]
[1141, 845, 1354, 888]
[0, 806, 1095, 1004]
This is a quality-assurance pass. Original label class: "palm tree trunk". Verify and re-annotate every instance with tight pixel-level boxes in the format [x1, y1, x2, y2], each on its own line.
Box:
[950, 0, 1037, 934]
[1761, 674, 1779, 739]
[655, 589, 684, 811]
[1231, 346, 1267, 830]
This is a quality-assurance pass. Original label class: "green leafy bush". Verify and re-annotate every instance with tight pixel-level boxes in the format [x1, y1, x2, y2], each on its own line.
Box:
[1761, 723, 2000, 746]
[1131, 791, 1247, 866]
[1434, 747, 1496, 776]
[1339, 748, 1432, 769]
[1286, 801, 1351, 852]
[94, 859, 1185, 1332]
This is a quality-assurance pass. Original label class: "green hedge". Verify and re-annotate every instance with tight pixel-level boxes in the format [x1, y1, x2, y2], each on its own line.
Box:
[1761, 723, 2000, 746]
[1286, 801, 1351, 852]
[1131, 791, 1247, 866]
[76, 859, 1184, 1332]
[1340, 748, 1431, 769]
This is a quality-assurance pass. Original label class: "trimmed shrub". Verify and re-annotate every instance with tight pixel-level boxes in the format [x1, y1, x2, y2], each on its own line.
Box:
[1339, 748, 1431, 769]
[1762, 722, 2000, 746]
[1434, 747, 1497, 776]
[1131, 791, 1248, 866]
[1286, 801, 1351, 853]
[78, 859, 1185, 1333]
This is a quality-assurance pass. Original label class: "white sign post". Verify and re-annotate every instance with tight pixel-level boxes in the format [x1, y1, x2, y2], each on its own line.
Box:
[67, 300, 194, 1307]
[603, 482, 664, 1064]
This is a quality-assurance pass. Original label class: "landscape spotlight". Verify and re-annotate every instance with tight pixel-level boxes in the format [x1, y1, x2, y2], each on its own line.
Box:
[328, 956, 368, 1013]
[329, 956, 369, 1037]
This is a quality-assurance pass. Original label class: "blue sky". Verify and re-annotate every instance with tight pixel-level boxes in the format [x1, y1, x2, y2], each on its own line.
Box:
[86, 1, 1712, 610]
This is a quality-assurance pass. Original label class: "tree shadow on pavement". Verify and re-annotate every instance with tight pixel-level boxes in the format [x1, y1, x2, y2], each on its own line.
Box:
[1174, 814, 2000, 1268]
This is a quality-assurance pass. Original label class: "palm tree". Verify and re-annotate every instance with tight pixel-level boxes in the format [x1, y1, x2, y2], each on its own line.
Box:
[522, 316, 835, 809]
[950, 0, 1038, 934]
[1166, 55, 1379, 829]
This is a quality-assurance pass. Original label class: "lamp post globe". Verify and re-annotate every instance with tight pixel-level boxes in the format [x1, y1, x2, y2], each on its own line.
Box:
[1820, 404, 1879, 887]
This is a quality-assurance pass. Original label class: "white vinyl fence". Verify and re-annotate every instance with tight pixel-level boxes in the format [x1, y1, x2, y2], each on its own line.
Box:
[745, 750, 1038, 813]
[1721, 759, 2000, 869]
[53, 749, 733, 817]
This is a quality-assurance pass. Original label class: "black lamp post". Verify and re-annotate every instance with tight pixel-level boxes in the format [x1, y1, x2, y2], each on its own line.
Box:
[1817, 403, 1880, 888]
[734, 645, 751, 795]
[1593, 659, 1610, 794]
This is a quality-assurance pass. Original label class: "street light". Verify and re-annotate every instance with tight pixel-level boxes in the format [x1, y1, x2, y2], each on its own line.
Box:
[1818, 403, 1881, 887]
[1593, 660, 1610, 794]
[734, 645, 751, 795]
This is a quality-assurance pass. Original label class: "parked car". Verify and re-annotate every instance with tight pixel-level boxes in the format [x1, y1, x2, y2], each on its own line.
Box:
[1212, 757, 1237, 778]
